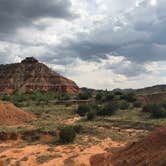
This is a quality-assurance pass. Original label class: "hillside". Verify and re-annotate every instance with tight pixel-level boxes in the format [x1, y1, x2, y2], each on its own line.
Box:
[137, 84, 166, 94]
[0, 57, 79, 94]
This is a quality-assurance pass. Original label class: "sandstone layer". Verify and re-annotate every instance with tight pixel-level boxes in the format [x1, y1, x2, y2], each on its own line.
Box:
[0, 57, 79, 94]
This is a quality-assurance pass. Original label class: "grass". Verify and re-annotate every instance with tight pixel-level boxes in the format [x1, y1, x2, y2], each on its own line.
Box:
[74, 107, 166, 142]
[0, 104, 165, 144]
[96, 108, 166, 130]
[0, 91, 166, 165]
[4, 158, 11, 166]
[20, 156, 28, 161]
[0, 97, 166, 144]
[22, 104, 78, 132]
[36, 154, 61, 164]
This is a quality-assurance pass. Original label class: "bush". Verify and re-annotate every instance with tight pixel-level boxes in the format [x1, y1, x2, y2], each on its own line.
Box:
[104, 93, 114, 101]
[86, 111, 96, 121]
[59, 126, 76, 143]
[73, 125, 83, 133]
[151, 106, 166, 118]
[142, 104, 159, 113]
[97, 102, 119, 116]
[95, 93, 103, 101]
[96, 92, 114, 102]
[121, 92, 137, 103]
[1, 91, 59, 106]
[113, 90, 123, 96]
[77, 104, 91, 116]
[133, 101, 142, 108]
[77, 92, 92, 100]
[142, 104, 166, 118]
[57, 93, 70, 100]
[119, 100, 130, 110]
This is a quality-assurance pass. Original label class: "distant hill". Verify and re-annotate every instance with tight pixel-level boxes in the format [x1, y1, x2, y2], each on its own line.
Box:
[81, 85, 166, 95]
[137, 85, 166, 94]
[0, 57, 79, 94]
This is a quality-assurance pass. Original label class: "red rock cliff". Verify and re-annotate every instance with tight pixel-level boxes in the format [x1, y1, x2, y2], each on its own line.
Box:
[0, 57, 79, 94]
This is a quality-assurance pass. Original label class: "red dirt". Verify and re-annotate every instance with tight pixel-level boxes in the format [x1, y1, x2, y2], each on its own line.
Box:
[90, 127, 166, 166]
[0, 137, 124, 166]
[0, 101, 35, 125]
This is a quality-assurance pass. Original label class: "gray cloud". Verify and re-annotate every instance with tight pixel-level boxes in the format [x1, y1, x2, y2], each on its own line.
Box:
[0, 0, 166, 89]
[102, 56, 150, 77]
[52, 0, 166, 64]
[0, 0, 75, 34]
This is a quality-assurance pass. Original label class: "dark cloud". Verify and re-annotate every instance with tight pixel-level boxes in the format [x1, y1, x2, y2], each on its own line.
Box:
[51, 0, 166, 65]
[0, 0, 75, 34]
[0, 0, 166, 83]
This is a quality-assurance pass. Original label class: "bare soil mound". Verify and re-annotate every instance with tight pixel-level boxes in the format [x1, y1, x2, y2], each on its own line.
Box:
[0, 101, 35, 125]
[90, 127, 166, 166]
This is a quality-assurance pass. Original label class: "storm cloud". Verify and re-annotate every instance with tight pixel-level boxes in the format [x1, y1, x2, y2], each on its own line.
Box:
[0, 0, 75, 34]
[0, 0, 166, 89]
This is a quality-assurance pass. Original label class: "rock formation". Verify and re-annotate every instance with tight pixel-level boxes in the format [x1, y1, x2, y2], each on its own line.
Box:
[0, 57, 79, 94]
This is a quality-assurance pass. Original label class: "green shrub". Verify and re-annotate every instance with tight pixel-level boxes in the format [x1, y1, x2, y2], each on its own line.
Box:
[152, 107, 166, 118]
[36, 154, 57, 164]
[142, 104, 166, 118]
[86, 111, 96, 121]
[77, 92, 92, 100]
[1, 90, 58, 106]
[142, 104, 159, 113]
[59, 126, 76, 143]
[57, 93, 70, 100]
[21, 130, 40, 142]
[113, 91, 122, 95]
[104, 93, 114, 101]
[95, 93, 103, 101]
[121, 92, 137, 102]
[73, 125, 83, 133]
[77, 104, 91, 116]
[133, 101, 142, 108]
[119, 100, 130, 110]
[97, 102, 119, 116]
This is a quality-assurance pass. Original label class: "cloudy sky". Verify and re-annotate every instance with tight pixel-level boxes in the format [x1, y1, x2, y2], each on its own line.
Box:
[0, 0, 166, 89]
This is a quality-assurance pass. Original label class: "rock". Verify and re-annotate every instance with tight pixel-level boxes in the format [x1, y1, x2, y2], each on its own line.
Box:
[0, 57, 79, 94]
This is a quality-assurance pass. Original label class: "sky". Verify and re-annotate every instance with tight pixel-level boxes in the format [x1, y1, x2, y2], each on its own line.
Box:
[0, 0, 166, 90]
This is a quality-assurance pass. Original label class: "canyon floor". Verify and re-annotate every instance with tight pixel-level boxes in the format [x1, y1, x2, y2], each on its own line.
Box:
[0, 103, 165, 166]
[0, 91, 166, 166]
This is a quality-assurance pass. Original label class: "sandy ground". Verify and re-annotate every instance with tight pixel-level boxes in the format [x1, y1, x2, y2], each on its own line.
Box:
[0, 137, 124, 166]
[65, 116, 81, 125]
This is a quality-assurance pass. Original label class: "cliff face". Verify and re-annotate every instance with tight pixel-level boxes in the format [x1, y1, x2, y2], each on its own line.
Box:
[0, 57, 79, 94]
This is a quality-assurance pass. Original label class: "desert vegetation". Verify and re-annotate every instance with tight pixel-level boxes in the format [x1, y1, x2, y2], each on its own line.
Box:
[0, 88, 166, 165]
